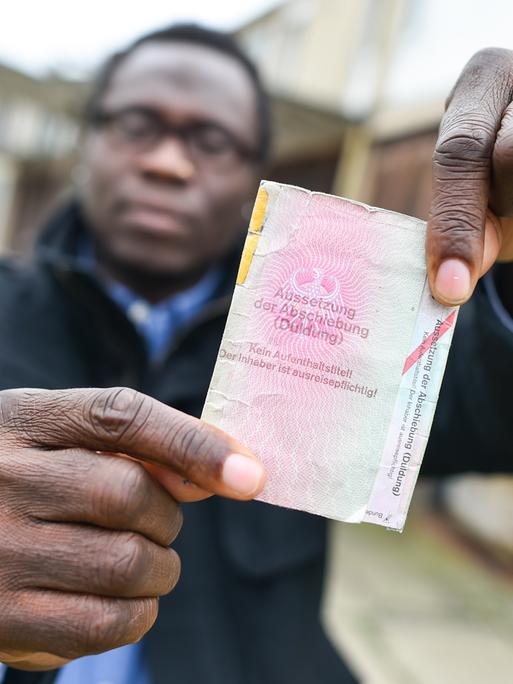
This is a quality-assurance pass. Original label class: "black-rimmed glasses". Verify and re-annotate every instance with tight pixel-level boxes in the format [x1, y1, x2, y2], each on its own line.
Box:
[89, 106, 259, 171]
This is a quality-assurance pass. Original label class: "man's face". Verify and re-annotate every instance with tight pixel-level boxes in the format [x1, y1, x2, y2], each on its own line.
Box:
[79, 42, 261, 281]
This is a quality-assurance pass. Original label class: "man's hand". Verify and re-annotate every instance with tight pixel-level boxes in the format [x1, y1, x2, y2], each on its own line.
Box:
[428, 47, 513, 306]
[0, 387, 265, 671]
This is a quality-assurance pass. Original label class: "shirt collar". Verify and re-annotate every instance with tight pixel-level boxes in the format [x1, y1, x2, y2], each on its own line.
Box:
[76, 235, 222, 360]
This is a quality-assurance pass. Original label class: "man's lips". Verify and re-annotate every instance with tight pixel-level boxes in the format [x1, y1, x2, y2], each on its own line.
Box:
[120, 202, 191, 237]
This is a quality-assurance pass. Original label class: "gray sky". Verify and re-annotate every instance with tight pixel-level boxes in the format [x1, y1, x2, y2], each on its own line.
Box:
[0, 0, 281, 77]
[387, 0, 513, 103]
[2, 0, 513, 104]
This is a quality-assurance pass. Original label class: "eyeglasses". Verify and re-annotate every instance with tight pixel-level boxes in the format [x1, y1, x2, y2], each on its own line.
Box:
[89, 106, 259, 170]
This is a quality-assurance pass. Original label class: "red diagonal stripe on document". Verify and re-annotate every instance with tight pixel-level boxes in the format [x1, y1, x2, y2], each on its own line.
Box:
[402, 310, 457, 375]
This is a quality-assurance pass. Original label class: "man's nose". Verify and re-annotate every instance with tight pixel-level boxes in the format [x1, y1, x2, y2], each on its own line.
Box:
[137, 137, 195, 182]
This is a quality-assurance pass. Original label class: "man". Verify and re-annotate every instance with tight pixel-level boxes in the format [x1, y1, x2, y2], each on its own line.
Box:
[0, 23, 512, 684]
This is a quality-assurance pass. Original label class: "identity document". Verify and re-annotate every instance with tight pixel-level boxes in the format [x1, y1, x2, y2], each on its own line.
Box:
[202, 181, 458, 531]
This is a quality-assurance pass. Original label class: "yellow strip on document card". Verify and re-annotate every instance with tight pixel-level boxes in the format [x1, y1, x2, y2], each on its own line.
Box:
[249, 186, 268, 233]
[237, 186, 268, 285]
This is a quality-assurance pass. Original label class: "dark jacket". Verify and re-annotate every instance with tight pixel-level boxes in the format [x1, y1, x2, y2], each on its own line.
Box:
[1, 203, 512, 684]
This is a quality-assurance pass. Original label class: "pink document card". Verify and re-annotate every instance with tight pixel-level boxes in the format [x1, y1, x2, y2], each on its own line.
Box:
[202, 182, 458, 531]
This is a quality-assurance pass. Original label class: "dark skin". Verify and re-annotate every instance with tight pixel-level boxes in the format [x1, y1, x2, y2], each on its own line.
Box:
[427, 48, 513, 310]
[80, 42, 261, 302]
[1, 43, 513, 671]
[0, 388, 265, 671]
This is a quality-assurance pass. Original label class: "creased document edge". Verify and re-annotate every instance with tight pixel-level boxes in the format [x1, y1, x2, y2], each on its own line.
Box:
[202, 181, 279, 426]
[363, 279, 458, 531]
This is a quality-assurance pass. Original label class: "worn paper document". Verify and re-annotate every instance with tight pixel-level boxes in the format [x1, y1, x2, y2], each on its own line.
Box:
[202, 181, 458, 530]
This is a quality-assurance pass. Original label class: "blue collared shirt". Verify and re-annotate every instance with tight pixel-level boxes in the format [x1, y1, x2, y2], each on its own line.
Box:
[55, 640, 151, 684]
[107, 267, 221, 360]
[76, 234, 221, 361]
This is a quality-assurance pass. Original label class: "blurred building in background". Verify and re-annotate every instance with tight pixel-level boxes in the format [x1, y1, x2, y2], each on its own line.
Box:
[236, 0, 442, 215]
[1, 0, 445, 254]
[0, 63, 83, 252]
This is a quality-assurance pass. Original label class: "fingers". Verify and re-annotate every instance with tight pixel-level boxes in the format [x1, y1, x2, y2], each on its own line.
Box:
[481, 211, 503, 275]
[0, 441, 183, 670]
[141, 462, 213, 502]
[491, 101, 513, 217]
[10, 523, 180, 598]
[0, 387, 266, 500]
[0, 590, 158, 661]
[427, 47, 513, 304]
[4, 448, 183, 547]
[488, 100, 513, 263]
[0, 648, 71, 671]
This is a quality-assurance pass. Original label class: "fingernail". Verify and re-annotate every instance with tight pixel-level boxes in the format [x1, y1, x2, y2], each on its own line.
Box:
[434, 259, 471, 304]
[222, 453, 265, 496]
